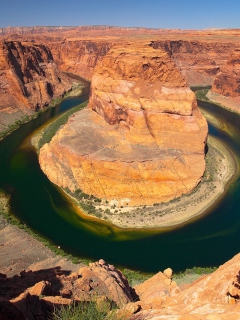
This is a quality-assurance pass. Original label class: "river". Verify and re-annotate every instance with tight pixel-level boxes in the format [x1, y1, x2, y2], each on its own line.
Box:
[0, 93, 240, 273]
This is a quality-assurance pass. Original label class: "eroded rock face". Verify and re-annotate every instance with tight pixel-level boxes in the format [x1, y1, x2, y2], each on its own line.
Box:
[0, 40, 77, 129]
[207, 48, 240, 113]
[151, 40, 234, 87]
[49, 40, 112, 80]
[211, 49, 240, 98]
[40, 43, 207, 206]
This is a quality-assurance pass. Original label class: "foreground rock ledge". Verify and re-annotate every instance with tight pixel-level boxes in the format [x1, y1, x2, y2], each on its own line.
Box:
[1, 254, 240, 319]
[39, 42, 208, 206]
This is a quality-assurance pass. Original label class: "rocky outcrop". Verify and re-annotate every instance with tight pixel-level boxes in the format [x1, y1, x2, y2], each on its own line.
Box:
[39, 42, 208, 206]
[131, 253, 240, 320]
[0, 40, 78, 133]
[1, 254, 240, 319]
[134, 267, 180, 303]
[151, 40, 236, 87]
[211, 48, 240, 97]
[0, 259, 135, 319]
[48, 39, 112, 80]
[207, 48, 240, 113]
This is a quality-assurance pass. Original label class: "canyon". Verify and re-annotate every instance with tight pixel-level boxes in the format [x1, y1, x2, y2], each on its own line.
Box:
[1, 27, 240, 133]
[1, 26, 240, 319]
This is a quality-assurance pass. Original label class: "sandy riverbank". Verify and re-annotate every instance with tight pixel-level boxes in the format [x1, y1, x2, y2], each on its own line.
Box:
[207, 91, 240, 114]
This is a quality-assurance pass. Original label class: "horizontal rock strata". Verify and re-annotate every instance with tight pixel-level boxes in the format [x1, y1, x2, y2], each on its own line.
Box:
[207, 48, 240, 113]
[39, 43, 208, 206]
[0, 40, 78, 132]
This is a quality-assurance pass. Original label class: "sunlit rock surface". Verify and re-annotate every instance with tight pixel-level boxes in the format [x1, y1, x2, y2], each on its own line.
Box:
[39, 43, 207, 206]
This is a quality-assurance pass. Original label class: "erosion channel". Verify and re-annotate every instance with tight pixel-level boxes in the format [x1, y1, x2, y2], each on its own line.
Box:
[0, 89, 240, 273]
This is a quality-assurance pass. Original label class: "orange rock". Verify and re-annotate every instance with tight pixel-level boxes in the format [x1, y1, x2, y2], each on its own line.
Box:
[0, 40, 77, 132]
[39, 42, 208, 206]
[211, 48, 240, 98]
[28, 281, 51, 296]
[134, 270, 180, 303]
[131, 253, 240, 319]
[208, 48, 240, 113]
[73, 260, 135, 306]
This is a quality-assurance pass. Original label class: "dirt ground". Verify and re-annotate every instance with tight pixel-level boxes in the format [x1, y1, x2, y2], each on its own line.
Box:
[0, 205, 83, 278]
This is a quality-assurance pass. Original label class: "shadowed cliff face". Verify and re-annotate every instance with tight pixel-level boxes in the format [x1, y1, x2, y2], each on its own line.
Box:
[48, 40, 113, 80]
[150, 40, 235, 87]
[0, 40, 77, 113]
[211, 48, 240, 98]
[206, 48, 240, 113]
[39, 43, 208, 206]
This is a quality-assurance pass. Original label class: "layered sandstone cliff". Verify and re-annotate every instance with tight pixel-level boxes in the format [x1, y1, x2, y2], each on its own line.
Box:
[0, 40, 78, 132]
[39, 43, 208, 206]
[47, 38, 236, 85]
[207, 48, 240, 113]
[48, 39, 112, 80]
[211, 48, 240, 97]
[151, 40, 235, 87]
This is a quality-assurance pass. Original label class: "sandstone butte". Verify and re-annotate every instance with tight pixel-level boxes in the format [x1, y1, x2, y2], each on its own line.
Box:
[1, 253, 240, 319]
[0, 40, 77, 132]
[39, 42, 208, 206]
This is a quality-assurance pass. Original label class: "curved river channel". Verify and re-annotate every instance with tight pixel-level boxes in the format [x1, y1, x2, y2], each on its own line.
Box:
[0, 93, 240, 273]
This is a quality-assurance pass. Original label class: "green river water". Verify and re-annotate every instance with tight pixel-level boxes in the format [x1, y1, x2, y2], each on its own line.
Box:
[0, 92, 240, 273]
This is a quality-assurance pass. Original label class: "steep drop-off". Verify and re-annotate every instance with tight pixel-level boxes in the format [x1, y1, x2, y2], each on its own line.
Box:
[207, 48, 240, 113]
[39, 43, 208, 206]
[151, 40, 236, 87]
[47, 37, 237, 86]
[48, 39, 112, 80]
[211, 48, 240, 97]
[0, 40, 78, 133]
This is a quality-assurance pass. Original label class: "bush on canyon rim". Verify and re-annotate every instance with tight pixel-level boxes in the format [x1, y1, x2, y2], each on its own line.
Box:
[52, 300, 129, 320]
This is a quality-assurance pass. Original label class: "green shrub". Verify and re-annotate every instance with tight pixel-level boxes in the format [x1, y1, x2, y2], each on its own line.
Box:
[52, 300, 128, 320]
[173, 266, 217, 279]
[52, 301, 107, 320]
[39, 101, 88, 149]
[122, 269, 153, 287]
[195, 89, 210, 101]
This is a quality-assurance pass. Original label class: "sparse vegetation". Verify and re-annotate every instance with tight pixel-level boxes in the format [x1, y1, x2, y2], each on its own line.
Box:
[52, 300, 129, 320]
[173, 266, 217, 279]
[122, 269, 153, 287]
[38, 101, 88, 149]
[195, 89, 210, 102]
[0, 113, 37, 140]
